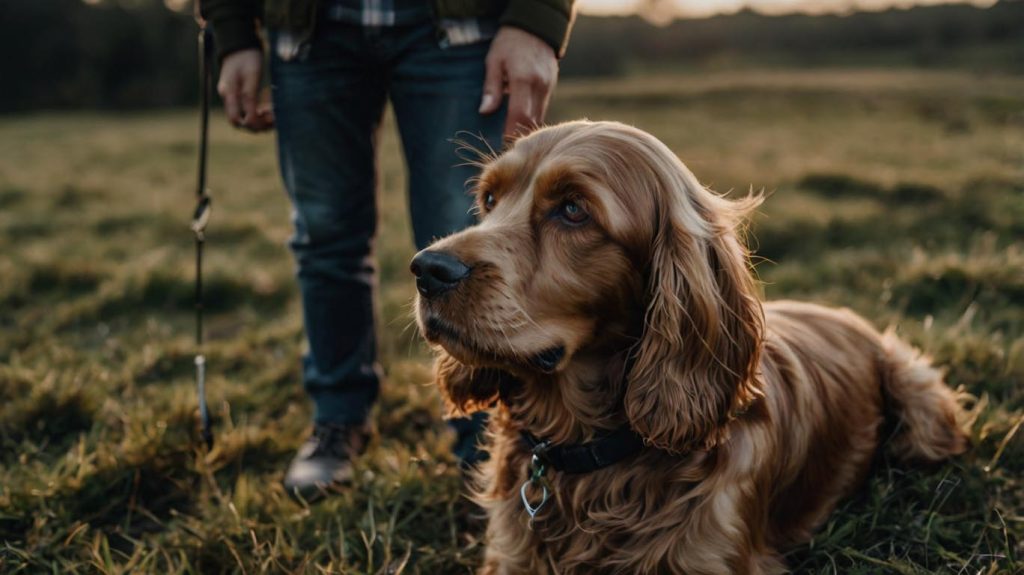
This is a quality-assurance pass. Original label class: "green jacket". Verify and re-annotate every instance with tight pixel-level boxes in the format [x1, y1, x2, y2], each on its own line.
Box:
[199, 0, 575, 62]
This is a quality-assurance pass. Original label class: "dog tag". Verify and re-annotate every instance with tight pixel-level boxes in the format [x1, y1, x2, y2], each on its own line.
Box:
[520, 479, 549, 522]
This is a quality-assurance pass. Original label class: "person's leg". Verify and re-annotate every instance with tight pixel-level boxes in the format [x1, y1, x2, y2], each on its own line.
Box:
[388, 22, 505, 465]
[270, 22, 387, 493]
[389, 27, 504, 249]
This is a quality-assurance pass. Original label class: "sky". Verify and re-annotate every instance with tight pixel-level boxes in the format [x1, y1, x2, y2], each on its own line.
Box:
[153, 0, 1000, 21]
[579, 0, 998, 20]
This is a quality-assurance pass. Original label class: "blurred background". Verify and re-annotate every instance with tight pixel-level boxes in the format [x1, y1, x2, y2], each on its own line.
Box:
[1, 0, 1022, 573]
[0, 0, 1020, 111]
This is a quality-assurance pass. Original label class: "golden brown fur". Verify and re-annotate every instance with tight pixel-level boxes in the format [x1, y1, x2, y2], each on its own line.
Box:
[413, 121, 968, 574]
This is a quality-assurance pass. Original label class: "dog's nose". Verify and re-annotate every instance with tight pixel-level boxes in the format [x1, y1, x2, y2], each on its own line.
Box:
[410, 250, 471, 298]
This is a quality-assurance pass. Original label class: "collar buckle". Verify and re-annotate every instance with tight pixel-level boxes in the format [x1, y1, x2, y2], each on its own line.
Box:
[529, 440, 553, 468]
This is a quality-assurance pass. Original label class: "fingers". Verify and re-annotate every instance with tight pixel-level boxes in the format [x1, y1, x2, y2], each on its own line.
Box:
[217, 74, 243, 127]
[482, 27, 559, 141]
[504, 79, 535, 141]
[243, 91, 275, 132]
[239, 70, 274, 132]
[240, 69, 260, 129]
[505, 69, 556, 140]
[216, 49, 272, 132]
[532, 74, 555, 130]
[255, 89, 276, 129]
[479, 56, 504, 115]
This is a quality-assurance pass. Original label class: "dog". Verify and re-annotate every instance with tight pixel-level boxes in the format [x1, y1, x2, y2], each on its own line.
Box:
[411, 120, 968, 574]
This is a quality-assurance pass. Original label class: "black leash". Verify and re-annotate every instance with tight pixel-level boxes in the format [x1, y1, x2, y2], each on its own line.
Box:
[192, 23, 214, 449]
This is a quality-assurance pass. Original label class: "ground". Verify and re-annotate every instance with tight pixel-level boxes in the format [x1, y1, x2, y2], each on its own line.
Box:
[0, 69, 1021, 574]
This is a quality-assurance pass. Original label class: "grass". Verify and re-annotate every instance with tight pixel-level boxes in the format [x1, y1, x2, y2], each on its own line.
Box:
[1, 68, 1022, 573]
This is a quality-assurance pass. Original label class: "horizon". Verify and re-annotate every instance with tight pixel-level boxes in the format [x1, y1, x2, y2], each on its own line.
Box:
[148, 0, 1003, 20]
[579, 0, 998, 20]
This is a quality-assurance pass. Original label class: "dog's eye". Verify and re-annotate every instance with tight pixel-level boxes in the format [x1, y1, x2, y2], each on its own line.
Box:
[483, 191, 496, 211]
[559, 200, 589, 225]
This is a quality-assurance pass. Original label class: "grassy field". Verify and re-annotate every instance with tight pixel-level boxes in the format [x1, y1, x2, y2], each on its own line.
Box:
[1, 68, 1022, 573]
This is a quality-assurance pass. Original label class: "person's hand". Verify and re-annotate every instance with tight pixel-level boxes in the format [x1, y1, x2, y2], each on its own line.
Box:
[479, 27, 558, 141]
[217, 48, 275, 132]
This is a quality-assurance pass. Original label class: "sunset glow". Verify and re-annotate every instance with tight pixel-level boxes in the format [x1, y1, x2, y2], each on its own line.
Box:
[579, 0, 998, 19]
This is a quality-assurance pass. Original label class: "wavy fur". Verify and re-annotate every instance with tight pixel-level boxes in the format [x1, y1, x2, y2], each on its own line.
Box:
[414, 121, 969, 574]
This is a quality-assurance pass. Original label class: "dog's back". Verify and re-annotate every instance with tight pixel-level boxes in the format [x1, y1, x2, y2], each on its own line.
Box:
[756, 301, 967, 548]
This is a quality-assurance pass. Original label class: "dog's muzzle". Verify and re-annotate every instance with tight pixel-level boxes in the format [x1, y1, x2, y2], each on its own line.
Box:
[410, 249, 471, 299]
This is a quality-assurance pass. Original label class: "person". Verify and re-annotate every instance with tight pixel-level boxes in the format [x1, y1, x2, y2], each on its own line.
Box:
[198, 0, 575, 500]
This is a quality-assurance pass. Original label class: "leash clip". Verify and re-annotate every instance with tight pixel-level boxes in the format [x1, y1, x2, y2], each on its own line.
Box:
[191, 194, 212, 240]
[520, 452, 550, 527]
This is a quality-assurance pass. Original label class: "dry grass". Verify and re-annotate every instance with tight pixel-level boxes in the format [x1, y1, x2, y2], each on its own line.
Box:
[1, 68, 1022, 573]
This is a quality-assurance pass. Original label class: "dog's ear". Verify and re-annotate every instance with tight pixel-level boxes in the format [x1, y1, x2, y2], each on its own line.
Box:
[624, 166, 764, 453]
[434, 350, 514, 417]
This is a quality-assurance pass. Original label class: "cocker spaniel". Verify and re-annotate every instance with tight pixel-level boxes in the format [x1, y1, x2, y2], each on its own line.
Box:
[411, 120, 968, 574]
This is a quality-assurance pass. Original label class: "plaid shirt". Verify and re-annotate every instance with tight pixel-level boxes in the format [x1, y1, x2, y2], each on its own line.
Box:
[326, 0, 496, 46]
[277, 0, 496, 59]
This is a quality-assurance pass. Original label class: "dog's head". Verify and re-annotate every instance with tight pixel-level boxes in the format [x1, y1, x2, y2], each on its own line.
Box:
[413, 120, 764, 451]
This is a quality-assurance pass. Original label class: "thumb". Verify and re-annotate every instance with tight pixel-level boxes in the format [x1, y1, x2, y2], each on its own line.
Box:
[479, 58, 504, 115]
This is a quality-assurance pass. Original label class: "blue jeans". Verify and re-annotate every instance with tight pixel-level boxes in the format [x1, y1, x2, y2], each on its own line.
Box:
[269, 15, 501, 461]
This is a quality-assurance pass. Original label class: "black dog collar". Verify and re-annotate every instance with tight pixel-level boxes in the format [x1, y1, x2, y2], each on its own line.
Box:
[520, 425, 646, 474]
[499, 372, 646, 474]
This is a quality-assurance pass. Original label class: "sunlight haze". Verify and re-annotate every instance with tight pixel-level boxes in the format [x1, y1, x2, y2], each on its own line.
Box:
[580, 0, 998, 20]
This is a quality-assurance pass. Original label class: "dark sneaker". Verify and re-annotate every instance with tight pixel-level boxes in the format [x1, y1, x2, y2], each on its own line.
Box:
[283, 422, 370, 502]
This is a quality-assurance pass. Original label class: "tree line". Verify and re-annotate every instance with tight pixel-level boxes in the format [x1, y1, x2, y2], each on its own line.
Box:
[0, 0, 1020, 112]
